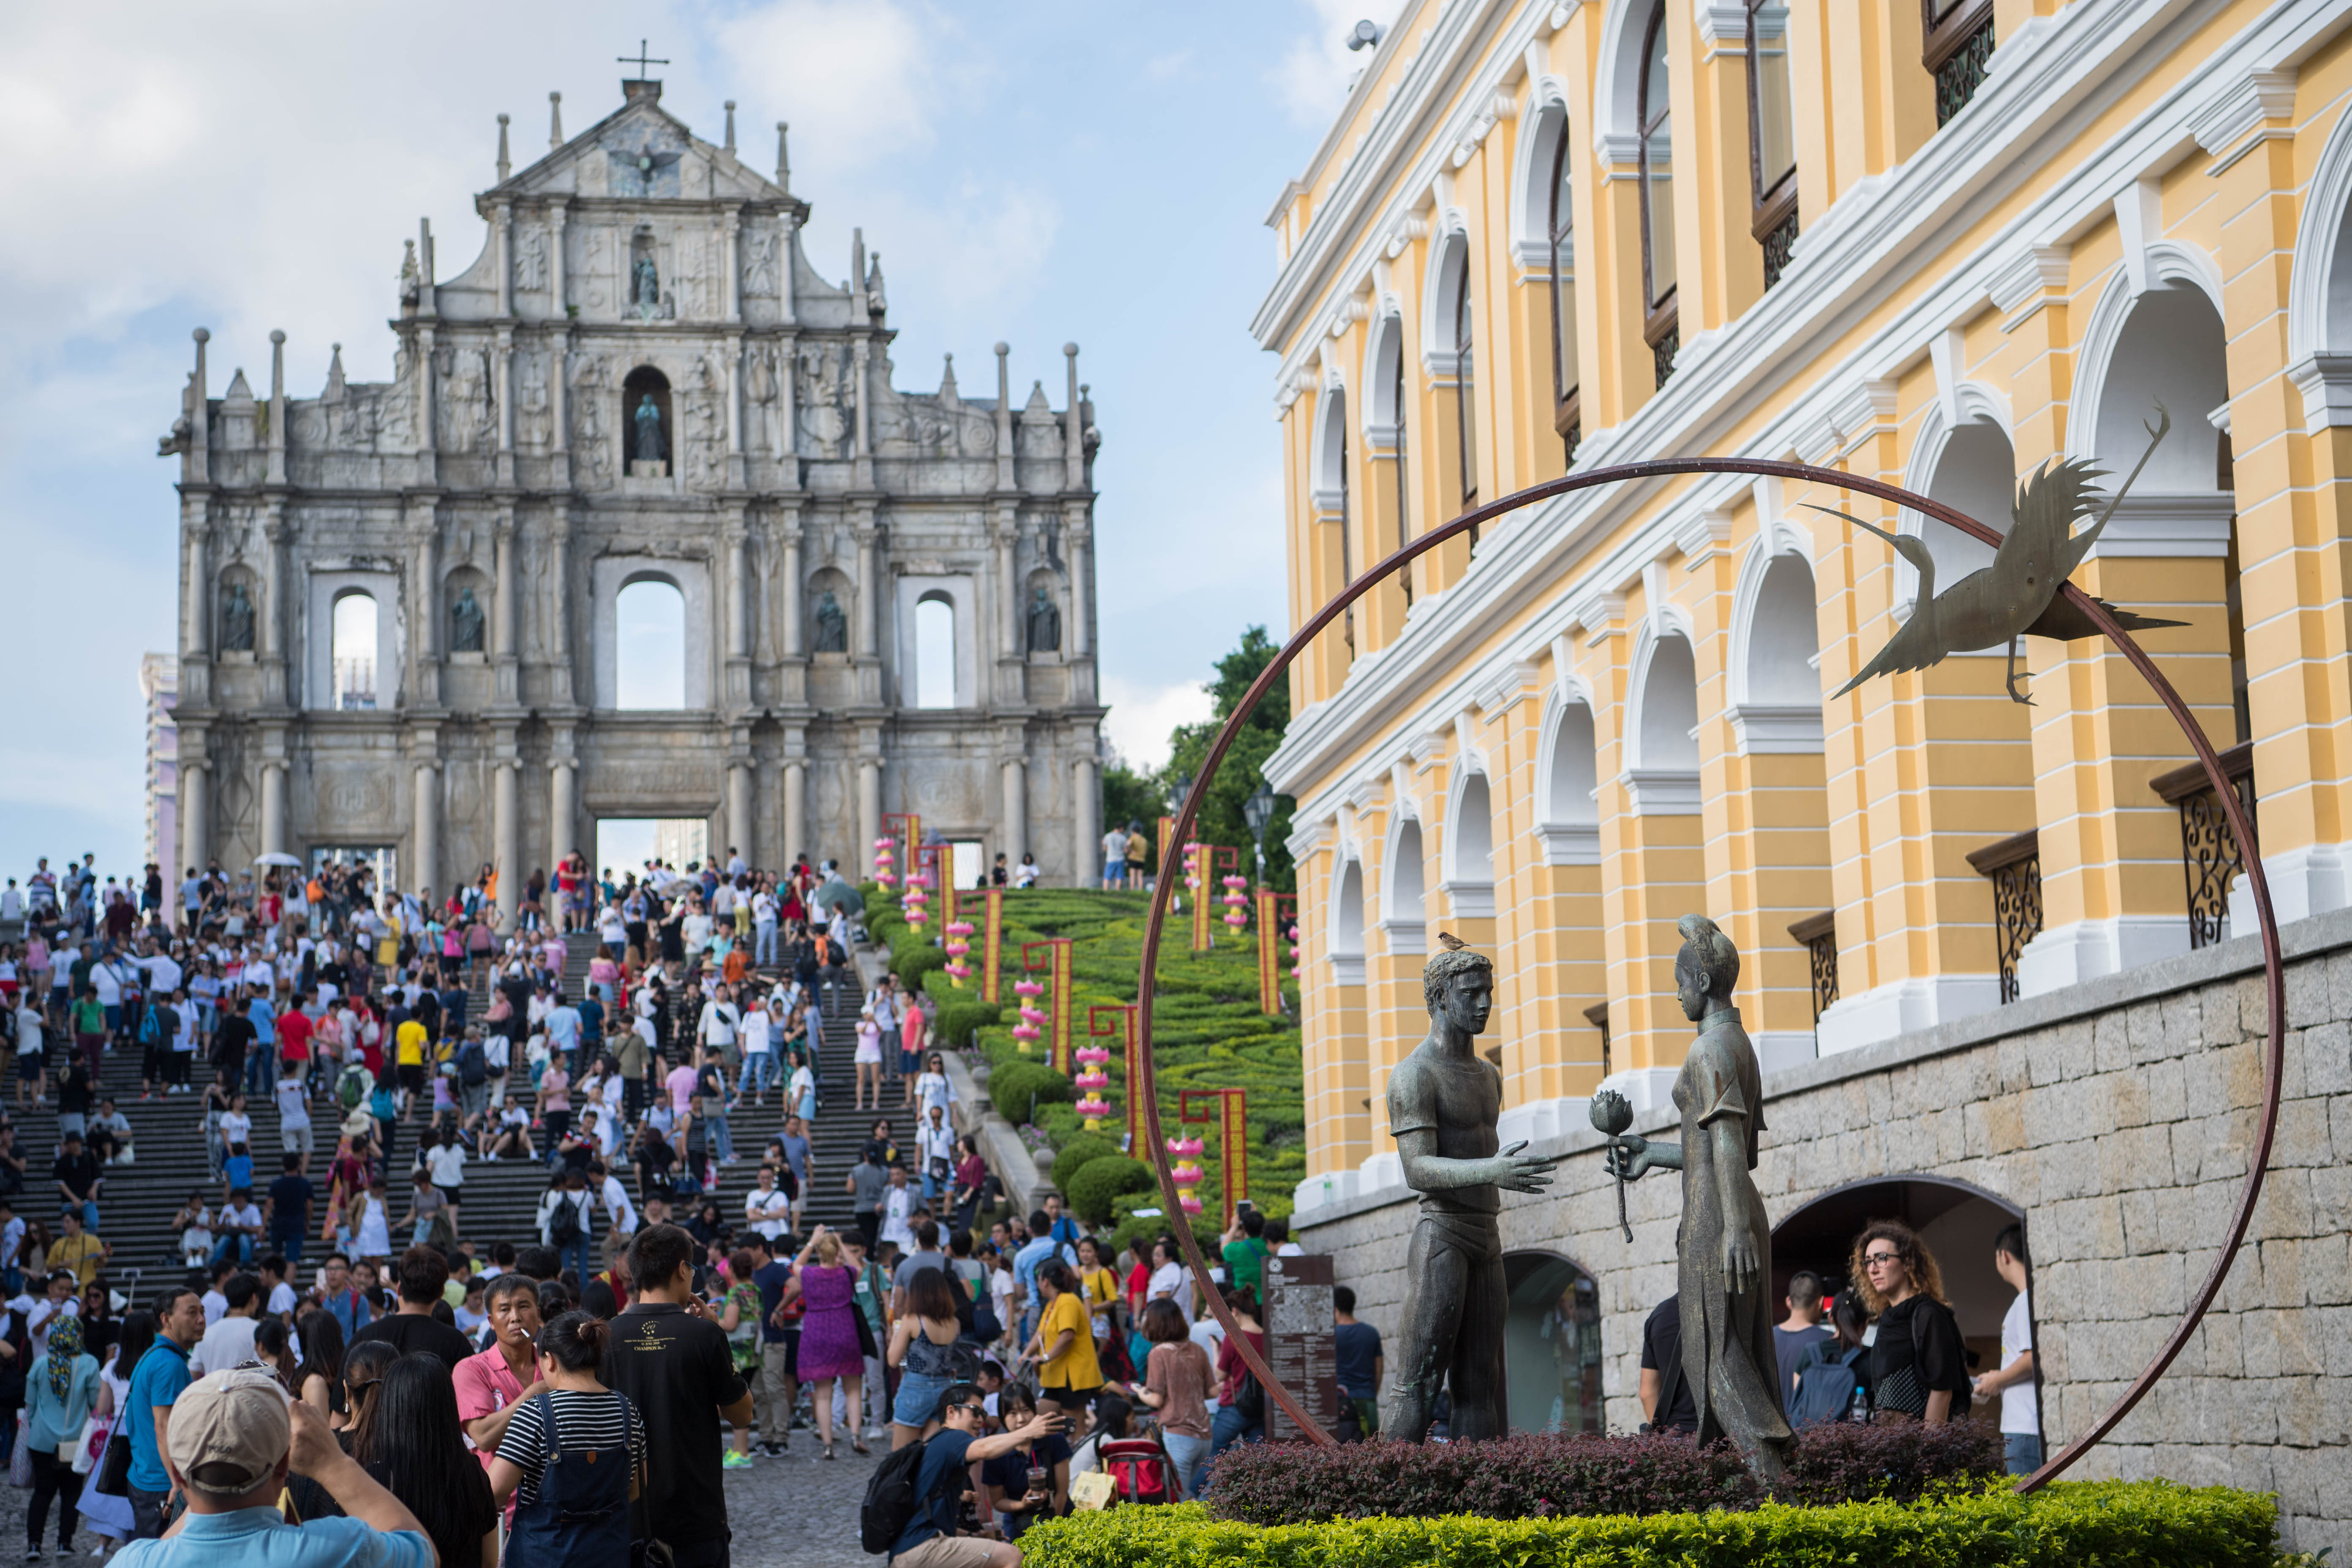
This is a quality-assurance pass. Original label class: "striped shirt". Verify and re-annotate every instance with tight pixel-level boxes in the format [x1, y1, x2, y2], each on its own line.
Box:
[493, 1389, 647, 1508]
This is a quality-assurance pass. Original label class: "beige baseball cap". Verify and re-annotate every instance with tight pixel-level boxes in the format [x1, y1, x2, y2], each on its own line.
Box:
[166, 1369, 293, 1495]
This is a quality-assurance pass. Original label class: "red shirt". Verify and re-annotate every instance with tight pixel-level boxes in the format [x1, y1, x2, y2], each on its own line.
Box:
[452, 1341, 531, 1490]
[275, 1010, 314, 1062]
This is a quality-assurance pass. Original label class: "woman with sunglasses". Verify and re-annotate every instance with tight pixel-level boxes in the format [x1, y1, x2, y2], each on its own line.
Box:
[1848, 1220, 1970, 1425]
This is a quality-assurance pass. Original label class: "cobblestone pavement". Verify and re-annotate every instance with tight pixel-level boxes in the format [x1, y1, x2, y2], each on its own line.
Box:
[0, 1434, 886, 1567]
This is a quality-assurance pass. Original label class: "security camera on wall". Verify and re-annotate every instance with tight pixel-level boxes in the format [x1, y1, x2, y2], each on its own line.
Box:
[1348, 19, 1383, 50]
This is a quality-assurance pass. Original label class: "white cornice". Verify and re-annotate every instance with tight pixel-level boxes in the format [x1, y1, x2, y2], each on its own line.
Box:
[1261, 0, 2352, 819]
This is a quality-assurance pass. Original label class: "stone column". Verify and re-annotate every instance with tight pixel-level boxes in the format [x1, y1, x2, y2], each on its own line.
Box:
[1001, 757, 1027, 865]
[724, 212, 742, 323]
[493, 510, 519, 704]
[261, 507, 288, 705]
[728, 764, 753, 862]
[858, 759, 882, 876]
[728, 527, 751, 661]
[994, 507, 1020, 659]
[779, 509, 804, 657]
[413, 513, 441, 707]
[260, 762, 287, 858]
[549, 204, 568, 320]
[181, 763, 210, 877]
[494, 329, 516, 476]
[412, 763, 438, 900]
[493, 760, 519, 932]
[853, 521, 880, 659]
[852, 337, 873, 489]
[1071, 752, 1098, 890]
[783, 760, 807, 865]
[184, 521, 210, 661]
[1063, 504, 1092, 659]
[550, 761, 576, 869]
[548, 507, 573, 704]
[266, 330, 287, 487]
[494, 201, 513, 317]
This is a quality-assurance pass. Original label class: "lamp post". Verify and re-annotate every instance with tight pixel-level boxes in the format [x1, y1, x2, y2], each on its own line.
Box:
[1243, 779, 1276, 888]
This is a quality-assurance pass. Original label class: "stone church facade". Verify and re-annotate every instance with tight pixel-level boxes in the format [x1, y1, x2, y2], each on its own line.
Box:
[161, 77, 1103, 904]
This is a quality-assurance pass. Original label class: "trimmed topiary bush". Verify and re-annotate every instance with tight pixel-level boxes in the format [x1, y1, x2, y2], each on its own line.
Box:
[928, 998, 1002, 1049]
[1050, 1135, 1116, 1188]
[1201, 1424, 2003, 1524]
[1064, 1155, 1155, 1225]
[1021, 1484, 2278, 1568]
[987, 1060, 1073, 1126]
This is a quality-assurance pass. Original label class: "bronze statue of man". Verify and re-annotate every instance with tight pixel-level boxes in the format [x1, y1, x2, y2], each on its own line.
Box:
[1383, 939, 1554, 1441]
[1607, 914, 1793, 1477]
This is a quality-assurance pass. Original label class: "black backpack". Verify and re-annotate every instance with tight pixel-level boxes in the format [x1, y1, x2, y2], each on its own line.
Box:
[860, 1435, 933, 1554]
[1790, 1342, 1867, 1426]
[546, 1192, 583, 1246]
[457, 1040, 486, 1087]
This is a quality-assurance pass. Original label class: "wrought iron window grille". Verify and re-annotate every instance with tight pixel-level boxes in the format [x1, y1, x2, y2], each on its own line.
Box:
[1788, 910, 1837, 1023]
[1966, 829, 2042, 1004]
[2151, 741, 2257, 951]
[1761, 209, 1800, 290]
[1923, 0, 1995, 127]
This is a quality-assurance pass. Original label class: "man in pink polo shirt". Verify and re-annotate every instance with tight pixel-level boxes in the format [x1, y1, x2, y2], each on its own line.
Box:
[453, 1272, 546, 1495]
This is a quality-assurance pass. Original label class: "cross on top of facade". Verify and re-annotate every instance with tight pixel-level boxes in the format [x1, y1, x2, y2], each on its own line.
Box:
[618, 39, 669, 76]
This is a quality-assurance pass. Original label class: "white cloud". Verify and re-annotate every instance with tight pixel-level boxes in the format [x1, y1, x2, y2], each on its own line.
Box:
[1102, 676, 1214, 772]
[1269, 0, 1388, 128]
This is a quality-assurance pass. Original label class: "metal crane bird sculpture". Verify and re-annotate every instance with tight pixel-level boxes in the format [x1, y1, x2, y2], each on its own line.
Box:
[1828, 406, 2179, 704]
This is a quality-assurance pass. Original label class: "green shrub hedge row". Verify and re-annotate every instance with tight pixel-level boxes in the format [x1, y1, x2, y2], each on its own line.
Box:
[1051, 1135, 1119, 1188]
[987, 1059, 1073, 1126]
[1021, 1483, 2278, 1568]
[1064, 1155, 1155, 1225]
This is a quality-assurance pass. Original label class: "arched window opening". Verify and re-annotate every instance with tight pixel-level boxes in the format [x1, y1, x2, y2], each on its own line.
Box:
[1638, 634, 1700, 772]
[1545, 702, 1600, 829]
[1388, 820, 1426, 925]
[1745, 0, 1799, 287]
[614, 577, 687, 709]
[1504, 1253, 1604, 1434]
[1745, 555, 1821, 707]
[1637, 0, 1679, 387]
[621, 366, 673, 478]
[1334, 861, 1366, 957]
[1388, 321, 1414, 607]
[1921, 420, 2017, 589]
[1452, 773, 1494, 886]
[1451, 243, 1481, 535]
[331, 591, 378, 711]
[914, 592, 957, 709]
[1321, 389, 1356, 656]
[1546, 115, 1582, 461]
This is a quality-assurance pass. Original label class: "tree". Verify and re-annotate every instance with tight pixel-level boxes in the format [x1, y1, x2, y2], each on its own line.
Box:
[1165, 626, 1295, 893]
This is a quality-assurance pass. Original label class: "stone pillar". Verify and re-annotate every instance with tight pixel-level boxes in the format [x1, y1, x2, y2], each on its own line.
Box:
[1062, 343, 1085, 493]
[853, 522, 879, 659]
[858, 759, 882, 876]
[724, 212, 742, 323]
[550, 761, 576, 869]
[184, 520, 210, 660]
[1001, 757, 1027, 864]
[266, 330, 287, 487]
[493, 510, 518, 704]
[994, 507, 1020, 659]
[548, 508, 573, 704]
[728, 764, 753, 862]
[549, 205, 569, 322]
[412, 763, 438, 901]
[259, 763, 287, 858]
[1071, 752, 1098, 890]
[494, 329, 516, 477]
[493, 760, 519, 932]
[780, 512, 804, 657]
[852, 337, 873, 489]
[413, 513, 441, 707]
[261, 507, 288, 705]
[783, 760, 807, 865]
[728, 527, 751, 660]
[181, 763, 209, 877]
[495, 201, 513, 317]
[1063, 504, 1092, 660]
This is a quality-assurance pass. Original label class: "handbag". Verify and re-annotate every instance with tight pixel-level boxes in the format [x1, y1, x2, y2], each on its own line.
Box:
[68, 1414, 102, 1475]
[852, 1300, 880, 1361]
[93, 1426, 131, 1497]
[9, 1413, 31, 1489]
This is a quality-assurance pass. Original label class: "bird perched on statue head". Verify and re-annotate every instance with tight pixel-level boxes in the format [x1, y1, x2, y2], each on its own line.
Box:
[1436, 931, 1470, 951]
[1821, 406, 2179, 705]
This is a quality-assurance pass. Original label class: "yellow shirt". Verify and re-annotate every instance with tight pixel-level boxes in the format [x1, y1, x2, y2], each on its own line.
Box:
[1080, 1266, 1118, 1323]
[50, 1232, 106, 1289]
[1038, 1290, 1100, 1390]
[395, 1019, 428, 1066]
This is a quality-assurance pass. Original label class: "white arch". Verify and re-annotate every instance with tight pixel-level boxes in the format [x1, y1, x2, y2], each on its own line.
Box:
[2289, 101, 2352, 363]
[1729, 544, 1821, 704]
[329, 588, 379, 711]
[1535, 690, 1601, 865]
[1511, 95, 1571, 264]
[1382, 814, 1428, 944]
[2070, 250, 2228, 483]
[1624, 622, 1699, 774]
[1440, 765, 1496, 918]
[1895, 397, 2018, 615]
[1312, 381, 1350, 505]
[1420, 226, 1473, 373]
[1331, 858, 1366, 958]
[591, 555, 713, 710]
[614, 575, 688, 710]
[1361, 312, 1407, 448]
[1592, 0, 1661, 148]
[913, 591, 956, 710]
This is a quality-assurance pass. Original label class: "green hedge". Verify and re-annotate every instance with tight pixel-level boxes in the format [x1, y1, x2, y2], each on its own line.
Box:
[1064, 1156, 1155, 1225]
[987, 1060, 1073, 1126]
[1021, 1483, 2278, 1568]
[930, 999, 1002, 1051]
[1051, 1135, 1118, 1188]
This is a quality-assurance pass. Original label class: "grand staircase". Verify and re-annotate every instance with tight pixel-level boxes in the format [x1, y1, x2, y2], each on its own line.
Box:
[18, 934, 900, 1295]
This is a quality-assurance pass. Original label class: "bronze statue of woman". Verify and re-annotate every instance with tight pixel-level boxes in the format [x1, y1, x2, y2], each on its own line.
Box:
[1606, 914, 1793, 1477]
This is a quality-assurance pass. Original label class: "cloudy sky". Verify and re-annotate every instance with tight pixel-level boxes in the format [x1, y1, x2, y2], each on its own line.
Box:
[0, 0, 1390, 876]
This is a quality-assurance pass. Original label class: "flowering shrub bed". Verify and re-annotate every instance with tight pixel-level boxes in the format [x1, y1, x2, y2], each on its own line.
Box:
[1021, 1482, 2278, 1568]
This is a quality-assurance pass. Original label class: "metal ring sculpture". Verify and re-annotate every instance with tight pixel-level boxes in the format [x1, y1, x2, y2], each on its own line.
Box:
[1130, 458, 2283, 1493]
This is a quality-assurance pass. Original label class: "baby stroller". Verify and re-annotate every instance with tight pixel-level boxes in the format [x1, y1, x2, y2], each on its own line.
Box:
[1096, 1438, 1182, 1506]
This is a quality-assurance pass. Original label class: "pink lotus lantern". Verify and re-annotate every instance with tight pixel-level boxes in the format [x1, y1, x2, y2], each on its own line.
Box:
[1167, 1135, 1205, 1214]
[1183, 841, 1203, 893]
[1012, 979, 1045, 1052]
[873, 836, 897, 890]
[1221, 873, 1250, 930]
[902, 872, 929, 930]
[943, 920, 975, 983]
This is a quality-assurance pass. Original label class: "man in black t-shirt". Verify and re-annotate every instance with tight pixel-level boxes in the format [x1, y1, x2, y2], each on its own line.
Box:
[1639, 1294, 1699, 1435]
[606, 1222, 751, 1566]
[267, 1153, 316, 1266]
[212, 996, 257, 1093]
[348, 1244, 476, 1369]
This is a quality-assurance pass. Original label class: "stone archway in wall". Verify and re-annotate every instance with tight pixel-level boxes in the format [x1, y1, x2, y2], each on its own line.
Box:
[1502, 1250, 1604, 1435]
[1769, 1174, 2027, 1430]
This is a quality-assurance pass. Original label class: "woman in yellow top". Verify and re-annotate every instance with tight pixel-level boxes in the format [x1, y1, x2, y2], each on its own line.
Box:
[1075, 1236, 1122, 1372]
[1026, 1258, 1102, 1407]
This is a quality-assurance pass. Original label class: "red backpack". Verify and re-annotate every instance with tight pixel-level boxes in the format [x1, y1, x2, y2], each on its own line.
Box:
[1098, 1439, 1181, 1505]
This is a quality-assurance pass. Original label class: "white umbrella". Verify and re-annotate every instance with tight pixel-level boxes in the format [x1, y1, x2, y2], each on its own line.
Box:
[253, 852, 305, 868]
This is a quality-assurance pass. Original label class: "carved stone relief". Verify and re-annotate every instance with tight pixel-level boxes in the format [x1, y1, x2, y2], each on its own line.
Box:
[796, 341, 849, 458]
[742, 229, 777, 298]
[517, 227, 549, 292]
[683, 353, 727, 490]
[436, 343, 493, 454]
[571, 354, 613, 487]
[519, 354, 553, 449]
[744, 344, 783, 455]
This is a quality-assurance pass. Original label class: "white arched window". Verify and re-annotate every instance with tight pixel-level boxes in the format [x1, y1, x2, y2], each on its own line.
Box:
[1372, 316, 1413, 607]
[1538, 699, 1601, 863]
[614, 577, 687, 710]
[1919, 419, 2017, 588]
[1383, 818, 1428, 952]
[1443, 772, 1496, 918]
[1448, 241, 1480, 514]
[1626, 630, 1701, 815]
[1544, 107, 1581, 458]
[1332, 860, 1367, 983]
[1744, 0, 1799, 287]
[331, 591, 378, 711]
[915, 592, 957, 710]
[1732, 553, 1824, 753]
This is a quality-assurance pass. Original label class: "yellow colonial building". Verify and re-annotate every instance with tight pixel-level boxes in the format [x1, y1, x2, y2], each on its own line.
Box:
[1261, 0, 2352, 1213]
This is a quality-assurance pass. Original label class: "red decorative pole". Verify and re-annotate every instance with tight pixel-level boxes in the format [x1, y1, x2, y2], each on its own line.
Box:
[1021, 938, 1076, 1073]
[1256, 891, 1297, 1015]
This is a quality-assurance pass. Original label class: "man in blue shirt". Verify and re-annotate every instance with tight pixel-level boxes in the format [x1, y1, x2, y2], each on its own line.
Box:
[113, 1366, 431, 1568]
[242, 989, 277, 1098]
[889, 1381, 1062, 1568]
[1012, 1213, 1058, 1350]
[122, 1286, 204, 1538]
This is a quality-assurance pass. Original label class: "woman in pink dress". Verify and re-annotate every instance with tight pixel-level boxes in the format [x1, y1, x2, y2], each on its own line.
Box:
[790, 1227, 869, 1459]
